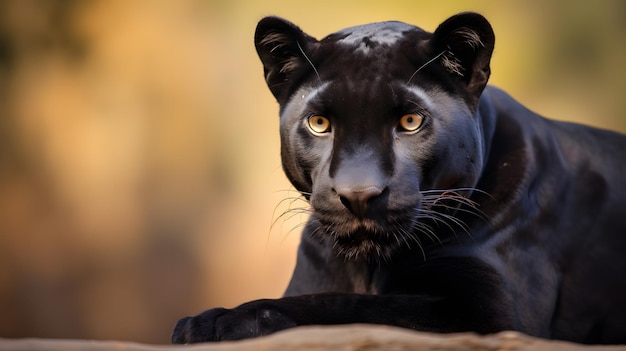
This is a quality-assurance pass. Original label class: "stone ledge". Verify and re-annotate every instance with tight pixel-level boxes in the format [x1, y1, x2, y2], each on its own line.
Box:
[1, 325, 624, 351]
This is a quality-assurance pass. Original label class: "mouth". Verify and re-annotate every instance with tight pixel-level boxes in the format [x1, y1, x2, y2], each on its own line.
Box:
[333, 229, 392, 260]
[313, 216, 415, 261]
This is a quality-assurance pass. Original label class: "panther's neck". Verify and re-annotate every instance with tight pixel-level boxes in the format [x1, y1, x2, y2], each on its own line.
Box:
[472, 86, 537, 231]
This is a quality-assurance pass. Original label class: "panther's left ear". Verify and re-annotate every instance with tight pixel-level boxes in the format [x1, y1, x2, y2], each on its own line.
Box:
[255, 17, 318, 103]
[431, 12, 495, 106]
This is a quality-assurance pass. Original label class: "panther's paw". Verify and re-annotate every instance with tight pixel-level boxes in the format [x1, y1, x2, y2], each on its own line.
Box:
[171, 304, 297, 343]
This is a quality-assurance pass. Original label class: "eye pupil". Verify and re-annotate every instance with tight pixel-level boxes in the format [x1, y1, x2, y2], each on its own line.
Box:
[307, 115, 331, 135]
[399, 113, 423, 133]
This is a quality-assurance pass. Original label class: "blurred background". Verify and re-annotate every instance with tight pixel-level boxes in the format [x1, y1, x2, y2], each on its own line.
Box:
[0, 0, 625, 344]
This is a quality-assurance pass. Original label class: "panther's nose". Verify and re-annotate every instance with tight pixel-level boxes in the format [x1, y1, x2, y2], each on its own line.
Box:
[335, 186, 384, 219]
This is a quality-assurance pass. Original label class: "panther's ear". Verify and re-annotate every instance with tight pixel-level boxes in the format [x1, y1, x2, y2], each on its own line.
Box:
[255, 17, 317, 102]
[431, 12, 495, 106]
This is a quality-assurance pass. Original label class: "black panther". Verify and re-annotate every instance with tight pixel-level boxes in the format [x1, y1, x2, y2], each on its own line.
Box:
[172, 12, 626, 344]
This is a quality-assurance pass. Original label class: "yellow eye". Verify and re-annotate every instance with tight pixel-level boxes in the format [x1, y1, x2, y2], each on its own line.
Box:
[307, 115, 331, 135]
[398, 113, 424, 132]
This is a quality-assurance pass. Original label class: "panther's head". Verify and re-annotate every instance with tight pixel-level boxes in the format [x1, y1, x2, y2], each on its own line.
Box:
[255, 13, 495, 260]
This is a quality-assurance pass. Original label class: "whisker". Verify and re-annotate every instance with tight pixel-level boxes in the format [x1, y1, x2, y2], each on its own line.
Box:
[422, 209, 475, 242]
[270, 205, 311, 232]
[268, 188, 313, 253]
[270, 206, 313, 229]
[297, 41, 321, 83]
[273, 196, 309, 210]
[274, 189, 312, 197]
[407, 51, 446, 84]
[417, 209, 466, 236]
[423, 207, 470, 230]
[412, 220, 441, 245]
[397, 222, 426, 260]
[420, 187, 491, 198]
[281, 221, 309, 244]
[422, 189, 491, 226]
[424, 197, 485, 216]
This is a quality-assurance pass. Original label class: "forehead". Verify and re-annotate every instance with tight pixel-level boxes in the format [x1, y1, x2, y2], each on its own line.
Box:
[333, 21, 416, 53]
[284, 81, 436, 117]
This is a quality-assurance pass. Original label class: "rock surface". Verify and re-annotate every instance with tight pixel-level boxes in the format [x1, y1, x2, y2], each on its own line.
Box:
[1, 325, 624, 351]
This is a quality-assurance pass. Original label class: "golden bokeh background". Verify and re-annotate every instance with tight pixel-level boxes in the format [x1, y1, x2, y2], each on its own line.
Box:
[0, 0, 625, 344]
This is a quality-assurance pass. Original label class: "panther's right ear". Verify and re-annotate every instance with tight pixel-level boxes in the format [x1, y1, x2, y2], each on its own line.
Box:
[254, 17, 317, 102]
[430, 12, 495, 109]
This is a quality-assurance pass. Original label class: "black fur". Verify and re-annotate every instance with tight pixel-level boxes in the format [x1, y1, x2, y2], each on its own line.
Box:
[172, 12, 626, 344]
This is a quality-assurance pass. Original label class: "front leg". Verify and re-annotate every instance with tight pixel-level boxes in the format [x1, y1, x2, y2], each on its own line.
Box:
[172, 292, 513, 343]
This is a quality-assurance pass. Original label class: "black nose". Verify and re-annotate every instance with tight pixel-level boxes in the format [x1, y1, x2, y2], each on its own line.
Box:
[335, 186, 384, 219]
